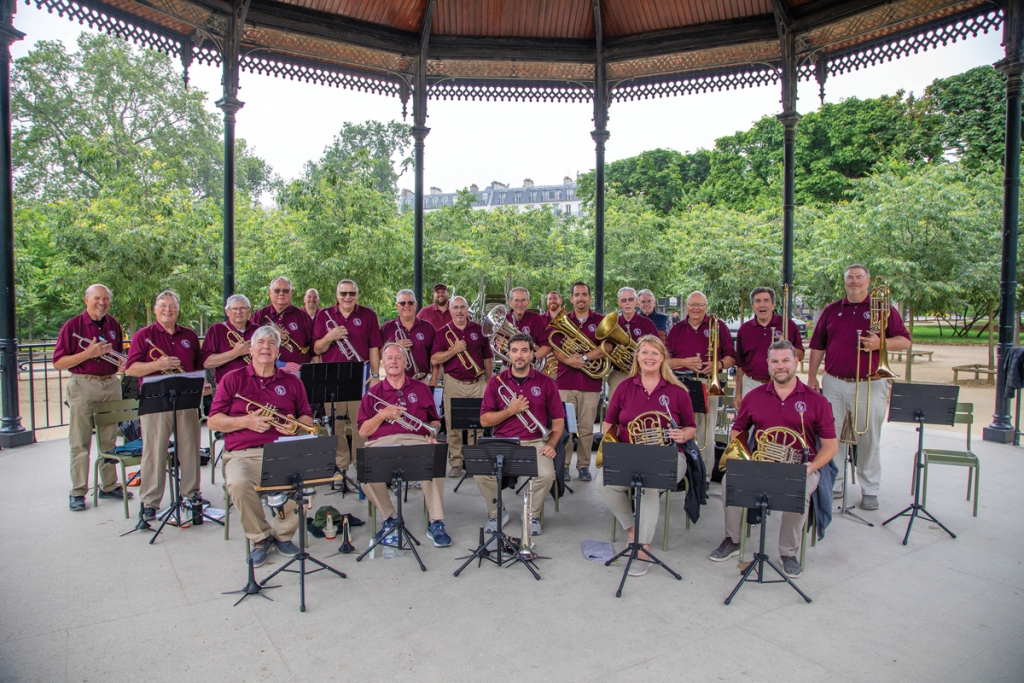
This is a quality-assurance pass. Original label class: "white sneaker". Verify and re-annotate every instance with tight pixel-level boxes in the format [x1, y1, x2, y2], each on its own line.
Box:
[484, 509, 510, 532]
[530, 518, 542, 536]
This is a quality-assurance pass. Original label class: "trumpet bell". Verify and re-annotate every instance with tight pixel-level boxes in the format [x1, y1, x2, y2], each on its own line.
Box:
[595, 431, 617, 469]
[595, 312, 631, 347]
[718, 436, 752, 473]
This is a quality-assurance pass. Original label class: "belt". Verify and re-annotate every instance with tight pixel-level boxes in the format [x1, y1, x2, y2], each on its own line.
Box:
[74, 373, 115, 381]
[828, 373, 869, 383]
[448, 376, 483, 385]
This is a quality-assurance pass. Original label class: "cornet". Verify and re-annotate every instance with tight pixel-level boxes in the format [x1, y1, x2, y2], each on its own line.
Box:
[72, 333, 126, 370]
[324, 309, 364, 363]
[145, 338, 185, 374]
[235, 394, 319, 436]
[370, 397, 439, 438]
[445, 328, 485, 378]
[495, 375, 552, 439]
[225, 329, 252, 365]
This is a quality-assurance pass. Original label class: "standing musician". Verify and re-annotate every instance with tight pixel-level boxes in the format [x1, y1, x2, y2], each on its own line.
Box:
[208, 326, 313, 567]
[505, 287, 552, 364]
[250, 276, 314, 371]
[548, 281, 607, 483]
[303, 288, 320, 320]
[380, 289, 439, 387]
[53, 284, 129, 512]
[599, 335, 696, 576]
[637, 289, 671, 341]
[734, 287, 804, 413]
[202, 294, 259, 384]
[710, 340, 836, 579]
[665, 291, 736, 478]
[430, 295, 493, 478]
[478, 333, 565, 535]
[806, 264, 911, 510]
[312, 278, 383, 473]
[540, 290, 563, 327]
[417, 283, 453, 331]
[356, 342, 451, 548]
[124, 290, 206, 523]
[603, 287, 659, 396]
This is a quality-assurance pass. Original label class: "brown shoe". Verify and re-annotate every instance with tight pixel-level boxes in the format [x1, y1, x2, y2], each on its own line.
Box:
[447, 465, 464, 478]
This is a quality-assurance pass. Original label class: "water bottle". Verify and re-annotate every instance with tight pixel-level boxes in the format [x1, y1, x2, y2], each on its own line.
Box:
[382, 546, 394, 559]
[367, 537, 375, 559]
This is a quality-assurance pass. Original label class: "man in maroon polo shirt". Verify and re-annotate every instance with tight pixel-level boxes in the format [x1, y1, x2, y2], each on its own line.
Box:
[202, 294, 259, 384]
[505, 286, 552, 365]
[807, 264, 911, 510]
[250, 276, 313, 371]
[734, 286, 804, 413]
[303, 288, 320, 320]
[549, 281, 607, 482]
[381, 288, 438, 386]
[53, 284, 129, 511]
[603, 286, 659, 396]
[479, 333, 565, 534]
[710, 340, 837, 579]
[208, 325, 315, 567]
[665, 291, 736, 478]
[431, 296, 493, 477]
[125, 290, 206, 523]
[417, 283, 453, 331]
[540, 290, 563, 328]
[313, 278, 383, 472]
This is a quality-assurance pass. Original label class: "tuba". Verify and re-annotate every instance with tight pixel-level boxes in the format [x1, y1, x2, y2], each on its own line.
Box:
[483, 304, 520, 364]
[718, 426, 808, 472]
[595, 311, 637, 373]
[547, 310, 610, 380]
[842, 277, 897, 437]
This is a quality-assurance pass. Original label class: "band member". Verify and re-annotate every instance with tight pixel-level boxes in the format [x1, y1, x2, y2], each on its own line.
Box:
[665, 291, 736, 477]
[599, 335, 696, 576]
[303, 288, 320, 320]
[417, 283, 453, 331]
[202, 294, 258, 384]
[807, 264, 911, 509]
[208, 326, 313, 566]
[380, 289, 438, 386]
[734, 287, 804, 413]
[53, 284, 129, 511]
[540, 290, 563, 327]
[250, 276, 314, 370]
[637, 289, 670, 341]
[549, 281, 607, 482]
[431, 295, 493, 477]
[604, 287, 658, 396]
[313, 279, 383, 472]
[479, 333, 565, 534]
[357, 343, 450, 547]
[710, 340, 837, 579]
[505, 287, 552, 363]
[124, 291, 206, 522]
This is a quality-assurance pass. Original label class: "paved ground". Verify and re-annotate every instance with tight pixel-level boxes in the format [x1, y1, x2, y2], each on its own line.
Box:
[1, 417, 1022, 683]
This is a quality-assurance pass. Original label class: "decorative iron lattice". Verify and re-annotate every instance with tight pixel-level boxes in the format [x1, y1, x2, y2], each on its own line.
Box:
[242, 52, 401, 96]
[429, 81, 592, 104]
[612, 67, 780, 103]
[193, 43, 221, 67]
[29, 0, 182, 58]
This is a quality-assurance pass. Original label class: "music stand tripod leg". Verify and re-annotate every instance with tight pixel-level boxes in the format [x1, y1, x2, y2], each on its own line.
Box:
[882, 417, 956, 545]
[223, 554, 279, 607]
[392, 478, 427, 572]
[150, 396, 184, 544]
[453, 429, 471, 493]
[604, 480, 681, 598]
[836, 445, 873, 527]
[725, 501, 811, 605]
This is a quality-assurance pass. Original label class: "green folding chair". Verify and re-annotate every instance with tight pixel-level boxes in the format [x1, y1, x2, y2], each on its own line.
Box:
[91, 399, 142, 519]
[921, 402, 979, 517]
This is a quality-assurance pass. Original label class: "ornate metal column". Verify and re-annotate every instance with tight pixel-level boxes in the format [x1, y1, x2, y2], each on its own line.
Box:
[592, 0, 608, 312]
[413, 0, 435, 309]
[773, 0, 799, 313]
[986, 0, 1024, 443]
[0, 0, 29, 448]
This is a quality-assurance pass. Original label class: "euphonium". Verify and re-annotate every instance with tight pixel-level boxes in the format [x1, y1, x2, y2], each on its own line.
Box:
[145, 338, 185, 374]
[445, 328, 485, 378]
[484, 304, 520, 364]
[225, 329, 252, 365]
[718, 426, 808, 472]
[595, 311, 637, 373]
[370, 397, 439, 438]
[234, 393, 319, 436]
[547, 310, 610, 380]
[847, 277, 897, 436]
[72, 333, 127, 369]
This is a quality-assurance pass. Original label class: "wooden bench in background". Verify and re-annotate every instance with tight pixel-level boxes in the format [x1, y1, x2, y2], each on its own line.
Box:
[889, 350, 934, 363]
[952, 363, 997, 384]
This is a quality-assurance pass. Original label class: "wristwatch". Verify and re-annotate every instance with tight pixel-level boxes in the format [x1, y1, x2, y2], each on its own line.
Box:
[371, 373, 380, 379]
[582, 354, 589, 363]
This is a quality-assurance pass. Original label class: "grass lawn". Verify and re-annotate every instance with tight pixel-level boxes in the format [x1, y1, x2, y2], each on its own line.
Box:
[908, 323, 1020, 346]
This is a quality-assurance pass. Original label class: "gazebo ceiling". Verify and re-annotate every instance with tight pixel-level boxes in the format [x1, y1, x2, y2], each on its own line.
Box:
[31, 0, 1001, 101]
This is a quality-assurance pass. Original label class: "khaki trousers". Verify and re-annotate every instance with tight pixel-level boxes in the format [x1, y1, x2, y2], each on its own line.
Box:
[474, 439, 555, 519]
[559, 389, 600, 470]
[223, 447, 299, 543]
[740, 374, 768, 399]
[443, 377, 486, 468]
[65, 375, 122, 496]
[329, 399, 365, 470]
[140, 409, 201, 509]
[723, 470, 819, 557]
[363, 433, 445, 522]
[695, 390, 721, 477]
[599, 452, 687, 545]
[607, 369, 628, 399]
[821, 374, 887, 495]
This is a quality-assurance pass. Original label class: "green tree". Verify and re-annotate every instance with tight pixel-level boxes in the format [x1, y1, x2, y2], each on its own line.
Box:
[307, 120, 413, 199]
[576, 148, 710, 214]
[925, 65, 1010, 169]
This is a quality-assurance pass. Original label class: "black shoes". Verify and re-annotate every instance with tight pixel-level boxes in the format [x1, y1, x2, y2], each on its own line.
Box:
[69, 495, 86, 511]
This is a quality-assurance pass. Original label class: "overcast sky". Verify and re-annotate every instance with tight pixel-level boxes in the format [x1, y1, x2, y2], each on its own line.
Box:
[11, 4, 1006, 193]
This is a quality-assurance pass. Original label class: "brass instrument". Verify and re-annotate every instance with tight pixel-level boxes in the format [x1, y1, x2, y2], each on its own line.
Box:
[393, 325, 425, 379]
[495, 375, 552, 440]
[225, 329, 252, 365]
[370, 397, 440, 438]
[484, 304, 520, 364]
[596, 410, 675, 468]
[445, 328, 485, 378]
[235, 393, 319, 436]
[72, 333, 127, 369]
[781, 283, 790, 343]
[595, 311, 638, 373]
[718, 426, 808, 472]
[145, 338, 185, 374]
[517, 486, 537, 560]
[547, 310, 610, 380]
[324, 309, 364, 363]
[696, 314, 725, 452]
[843, 276, 897, 437]
[263, 316, 310, 356]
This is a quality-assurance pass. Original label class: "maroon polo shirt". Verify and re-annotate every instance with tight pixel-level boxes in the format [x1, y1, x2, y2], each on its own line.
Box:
[615, 312, 659, 344]
[809, 298, 911, 379]
[380, 318, 435, 378]
[550, 309, 605, 393]
[665, 315, 737, 374]
[506, 310, 550, 347]
[202, 320, 259, 383]
[313, 304, 382, 364]
[210, 365, 313, 452]
[53, 311, 125, 376]
[125, 321, 204, 378]
[357, 376, 440, 439]
[417, 303, 453, 331]
[432, 320, 492, 382]
[251, 304, 314, 365]
[735, 315, 805, 381]
[732, 378, 836, 459]
[605, 376, 696, 444]
[480, 367, 565, 440]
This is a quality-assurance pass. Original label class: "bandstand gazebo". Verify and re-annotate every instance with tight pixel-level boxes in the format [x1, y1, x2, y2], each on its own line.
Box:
[0, 0, 1017, 449]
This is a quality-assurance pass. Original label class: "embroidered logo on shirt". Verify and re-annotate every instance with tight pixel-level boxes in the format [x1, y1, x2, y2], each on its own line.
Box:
[416, 333, 425, 341]
[588, 324, 596, 332]
[531, 386, 542, 397]
[470, 333, 479, 341]
[659, 395, 671, 408]
[522, 326, 531, 334]
[275, 386, 286, 396]
[795, 401, 807, 413]
[863, 312, 870, 319]
[289, 322, 298, 331]
[772, 328, 782, 342]
[353, 318, 363, 326]
[408, 393, 419, 403]
[180, 339, 191, 349]
[704, 329, 710, 337]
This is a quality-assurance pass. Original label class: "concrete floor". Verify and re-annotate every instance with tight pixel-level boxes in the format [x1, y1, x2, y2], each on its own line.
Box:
[1, 422, 1022, 683]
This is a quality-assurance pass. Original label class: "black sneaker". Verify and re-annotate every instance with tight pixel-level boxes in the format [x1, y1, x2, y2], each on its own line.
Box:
[141, 506, 157, 521]
[249, 539, 272, 567]
[709, 537, 741, 562]
[69, 495, 86, 511]
[781, 555, 803, 579]
[98, 486, 133, 500]
[577, 467, 592, 482]
[563, 467, 571, 481]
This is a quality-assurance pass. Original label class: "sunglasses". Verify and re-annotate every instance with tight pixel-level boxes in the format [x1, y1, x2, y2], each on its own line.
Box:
[338, 291, 358, 297]
[397, 301, 416, 306]
[271, 288, 292, 294]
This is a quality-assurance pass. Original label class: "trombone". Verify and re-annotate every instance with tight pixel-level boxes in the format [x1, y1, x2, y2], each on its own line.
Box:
[72, 333, 127, 370]
[370, 397, 440, 438]
[697, 314, 725, 451]
[235, 393, 319, 436]
[145, 338, 185, 374]
[445, 328, 485, 378]
[225, 329, 252, 365]
[845, 277, 896, 436]
[263, 316, 310, 356]
[324, 309, 364, 363]
[495, 375, 552, 439]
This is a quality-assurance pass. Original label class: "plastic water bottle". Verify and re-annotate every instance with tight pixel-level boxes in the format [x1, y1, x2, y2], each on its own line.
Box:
[367, 537, 375, 559]
[382, 546, 394, 559]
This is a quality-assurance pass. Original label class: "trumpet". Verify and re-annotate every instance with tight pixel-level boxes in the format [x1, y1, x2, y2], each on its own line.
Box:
[235, 394, 319, 436]
[595, 311, 637, 373]
[547, 310, 610, 380]
[324, 310, 364, 363]
[393, 326, 425, 379]
[72, 333, 126, 369]
[145, 338, 185, 374]
[263, 317, 310, 356]
[495, 375, 552, 440]
[445, 328, 485, 378]
[225, 329, 252, 365]
[370, 397, 439, 438]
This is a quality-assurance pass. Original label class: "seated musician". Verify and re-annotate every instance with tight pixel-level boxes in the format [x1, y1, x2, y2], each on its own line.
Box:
[709, 340, 836, 579]
[357, 342, 450, 548]
[478, 333, 564, 535]
[598, 335, 696, 577]
[208, 325, 316, 567]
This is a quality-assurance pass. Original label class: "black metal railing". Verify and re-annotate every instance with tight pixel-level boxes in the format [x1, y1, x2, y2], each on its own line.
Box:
[16, 341, 68, 433]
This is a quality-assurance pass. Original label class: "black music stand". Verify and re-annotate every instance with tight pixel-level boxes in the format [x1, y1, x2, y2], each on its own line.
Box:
[454, 440, 546, 580]
[882, 383, 959, 545]
[253, 436, 346, 612]
[679, 375, 708, 415]
[300, 361, 364, 495]
[450, 397, 484, 492]
[724, 459, 810, 605]
[602, 443, 682, 597]
[835, 435, 873, 527]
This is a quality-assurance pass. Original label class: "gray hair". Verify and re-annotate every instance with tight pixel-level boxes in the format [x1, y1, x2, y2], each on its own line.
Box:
[269, 276, 293, 290]
[251, 325, 281, 347]
[381, 341, 405, 357]
[637, 289, 655, 299]
[225, 294, 251, 310]
[749, 287, 776, 305]
[844, 264, 870, 278]
[337, 278, 358, 293]
[617, 287, 637, 300]
[508, 287, 530, 301]
[450, 296, 469, 307]
[154, 290, 180, 307]
[685, 291, 708, 305]
[395, 288, 416, 303]
[85, 284, 112, 299]
[767, 339, 797, 358]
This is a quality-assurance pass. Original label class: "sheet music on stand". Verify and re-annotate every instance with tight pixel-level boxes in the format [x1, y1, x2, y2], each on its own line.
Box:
[678, 375, 707, 414]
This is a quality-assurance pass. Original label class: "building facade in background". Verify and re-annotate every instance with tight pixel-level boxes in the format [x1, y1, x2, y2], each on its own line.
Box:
[400, 177, 582, 216]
